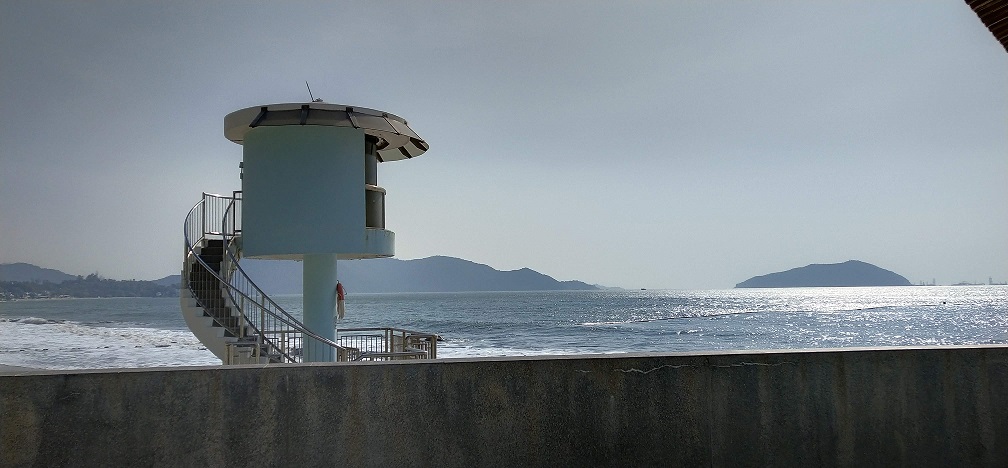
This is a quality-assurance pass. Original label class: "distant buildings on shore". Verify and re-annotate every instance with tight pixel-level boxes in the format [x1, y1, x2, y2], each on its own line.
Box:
[917, 277, 1007, 286]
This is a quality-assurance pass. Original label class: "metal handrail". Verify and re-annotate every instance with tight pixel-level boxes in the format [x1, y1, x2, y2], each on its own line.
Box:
[183, 191, 437, 363]
[184, 192, 353, 363]
[356, 351, 427, 361]
[220, 193, 358, 362]
[338, 327, 438, 359]
[184, 194, 287, 360]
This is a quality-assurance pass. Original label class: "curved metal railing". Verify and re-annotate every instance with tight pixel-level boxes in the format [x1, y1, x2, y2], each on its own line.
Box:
[183, 192, 354, 363]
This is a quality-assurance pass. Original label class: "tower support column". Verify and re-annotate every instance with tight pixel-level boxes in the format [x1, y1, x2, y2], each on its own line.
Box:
[303, 253, 338, 362]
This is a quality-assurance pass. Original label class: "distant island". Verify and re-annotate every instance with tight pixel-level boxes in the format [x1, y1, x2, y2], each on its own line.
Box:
[735, 260, 912, 288]
[1, 256, 599, 299]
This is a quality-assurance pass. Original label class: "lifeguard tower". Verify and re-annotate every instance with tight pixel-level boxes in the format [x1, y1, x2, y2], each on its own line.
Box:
[180, 102, 437, 364]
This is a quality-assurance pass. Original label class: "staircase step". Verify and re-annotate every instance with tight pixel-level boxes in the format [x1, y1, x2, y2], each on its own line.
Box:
[203, 303, 232, 313]
[189, 282, 222, 291]
[197, 296, 228, 307]
[203, 314, 236, 324]
[188, 272, 220, 283]
[198, 260, 223, 268]
[190, 263, 222, 275]
[200, 244, 224, 256]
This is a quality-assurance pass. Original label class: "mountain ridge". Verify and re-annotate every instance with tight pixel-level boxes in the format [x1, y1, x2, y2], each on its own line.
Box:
[2, 257, 598, 294]
[0, 263, 79, 283]
[237, 256, 598, 294]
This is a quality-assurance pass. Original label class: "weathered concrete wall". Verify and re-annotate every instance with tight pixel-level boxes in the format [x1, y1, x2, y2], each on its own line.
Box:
[2, 346, 1007, 467]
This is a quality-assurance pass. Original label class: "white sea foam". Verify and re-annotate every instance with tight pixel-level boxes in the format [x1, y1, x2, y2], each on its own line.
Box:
[4, 317, 63, 325]
[437, 344, 593, 359]
[0, 318, 219, 370]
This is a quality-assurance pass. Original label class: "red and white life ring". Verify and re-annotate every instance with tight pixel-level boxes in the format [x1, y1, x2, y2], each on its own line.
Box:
[336, 281, 346, 320]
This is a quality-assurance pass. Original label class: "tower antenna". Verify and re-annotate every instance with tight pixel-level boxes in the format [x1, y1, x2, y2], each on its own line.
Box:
[305, 81, 322, 102]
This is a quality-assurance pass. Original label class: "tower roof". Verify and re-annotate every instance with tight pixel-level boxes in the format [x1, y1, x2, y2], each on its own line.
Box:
[224, 102, 428, 161]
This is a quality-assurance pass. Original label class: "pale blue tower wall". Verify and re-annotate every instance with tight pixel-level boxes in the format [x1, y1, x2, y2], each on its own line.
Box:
[241, 126, 366, 259]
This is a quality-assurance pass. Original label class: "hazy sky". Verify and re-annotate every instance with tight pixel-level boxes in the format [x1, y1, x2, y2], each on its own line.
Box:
[1, 1, 1005, 289]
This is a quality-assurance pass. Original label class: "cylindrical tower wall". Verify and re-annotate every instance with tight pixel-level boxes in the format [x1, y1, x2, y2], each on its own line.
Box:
[240, 125, 367, 259]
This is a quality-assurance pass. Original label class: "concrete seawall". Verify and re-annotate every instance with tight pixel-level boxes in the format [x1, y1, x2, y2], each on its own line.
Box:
[3, 346, 1007, 466]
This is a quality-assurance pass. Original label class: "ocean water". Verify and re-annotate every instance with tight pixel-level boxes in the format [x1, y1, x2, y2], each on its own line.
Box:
[1, 286, 1006, 370]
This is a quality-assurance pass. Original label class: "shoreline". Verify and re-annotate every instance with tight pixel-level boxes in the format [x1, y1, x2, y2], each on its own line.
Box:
[0, 295, 175, 302]
[0, 363, 41, 375]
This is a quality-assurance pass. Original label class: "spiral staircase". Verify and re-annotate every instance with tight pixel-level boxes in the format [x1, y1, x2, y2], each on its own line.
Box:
[180, 191, 437, 365]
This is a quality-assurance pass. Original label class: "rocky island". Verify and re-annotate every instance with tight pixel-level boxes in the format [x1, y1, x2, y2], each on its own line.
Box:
[735, 260, 912, 288]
